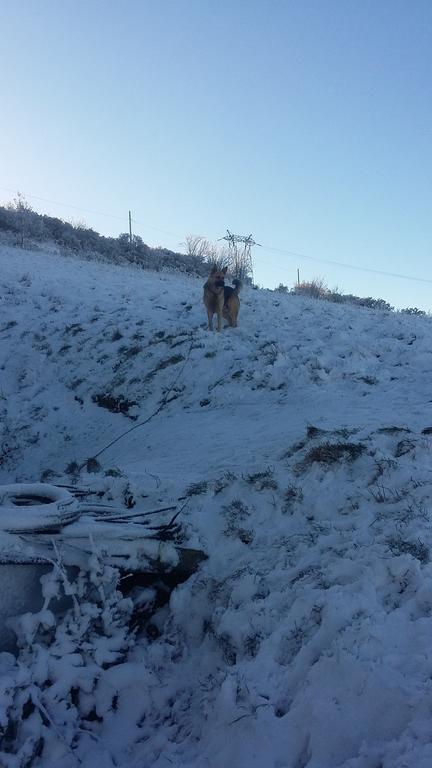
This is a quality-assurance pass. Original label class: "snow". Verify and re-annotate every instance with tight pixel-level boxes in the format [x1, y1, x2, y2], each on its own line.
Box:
[1, 243, 432, 766]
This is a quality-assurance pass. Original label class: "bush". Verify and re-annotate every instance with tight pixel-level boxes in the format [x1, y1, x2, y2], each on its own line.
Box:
[292, 277, 329, 299]
[1, 551, 134, 763]
[400, 307, 426, 316]
[0, 200, 213, 277]
[290, 276, 395, 312]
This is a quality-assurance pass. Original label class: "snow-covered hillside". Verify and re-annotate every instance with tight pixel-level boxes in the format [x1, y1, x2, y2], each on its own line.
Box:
[2, 244, 432, 767]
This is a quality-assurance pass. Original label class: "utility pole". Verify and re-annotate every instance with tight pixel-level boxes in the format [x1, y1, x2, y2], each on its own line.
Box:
[220, 230, 260, 282]
[297, 268, 300, 285]
[128, 210, 133, 245]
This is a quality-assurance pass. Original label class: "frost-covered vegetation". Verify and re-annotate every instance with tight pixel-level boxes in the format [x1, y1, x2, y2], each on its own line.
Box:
[0, 195, 209, 277]
[275, 277, 427, 316]
[0, 197, 254, 283]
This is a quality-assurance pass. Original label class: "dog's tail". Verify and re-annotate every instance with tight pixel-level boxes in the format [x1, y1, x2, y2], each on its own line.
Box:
[232, 278, 242, 293]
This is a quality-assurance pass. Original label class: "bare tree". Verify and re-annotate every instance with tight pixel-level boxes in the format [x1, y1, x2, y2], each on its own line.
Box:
[69, 217, 88, 231]
[228, 248, 252, 281]
[210, 243, 231, 271]
[7, 192, 38, 247]
[181, 235, 210, 262]
[182, 234, 235, 272]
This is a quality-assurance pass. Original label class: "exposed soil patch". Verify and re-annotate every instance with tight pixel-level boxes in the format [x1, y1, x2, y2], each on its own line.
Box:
[92, 392, 138, 418]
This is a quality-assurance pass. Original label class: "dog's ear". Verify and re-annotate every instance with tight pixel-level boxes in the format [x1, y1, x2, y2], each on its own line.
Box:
[211, 264, 218, 274]
[222, 266, 228, 274]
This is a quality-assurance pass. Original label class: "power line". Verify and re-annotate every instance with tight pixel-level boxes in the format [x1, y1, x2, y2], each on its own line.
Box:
[1, 184, 431, 286]
[0, 185, 180, 239]
[0, 185, 126, 222]
[257, 244, 432, 286]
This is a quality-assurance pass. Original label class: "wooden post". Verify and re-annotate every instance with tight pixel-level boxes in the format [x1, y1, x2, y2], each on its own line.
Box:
[297, 268, 300, 285]
[129, 210, 132, 245]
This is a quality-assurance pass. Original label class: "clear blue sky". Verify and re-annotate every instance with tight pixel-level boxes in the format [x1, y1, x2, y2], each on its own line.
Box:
[1, 0, 432, 309]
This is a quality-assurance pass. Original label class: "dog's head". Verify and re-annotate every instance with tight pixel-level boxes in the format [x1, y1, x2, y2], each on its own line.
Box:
[209, 264, 227, 288]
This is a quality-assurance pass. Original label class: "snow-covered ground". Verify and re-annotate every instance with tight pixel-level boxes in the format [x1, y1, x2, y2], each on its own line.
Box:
[2, 244, 432, 767]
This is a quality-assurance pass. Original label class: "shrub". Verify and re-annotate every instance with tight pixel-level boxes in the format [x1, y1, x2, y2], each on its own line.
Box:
[299, 441, 366, 470]
[246, 469, 278, 491]
[387, 536, 429, 564]
[1, 552, 134, 763]
[400, 307, 426, 316]
[290, 276, 395, 312]
[0, 200, 213, 278]
[292, 277, 329, 299]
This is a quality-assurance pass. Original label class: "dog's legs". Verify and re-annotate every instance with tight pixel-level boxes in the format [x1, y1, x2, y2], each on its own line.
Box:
[230, 303, 239, 327]
[216, 312, 222, 332]
[207, 309, 213, 331]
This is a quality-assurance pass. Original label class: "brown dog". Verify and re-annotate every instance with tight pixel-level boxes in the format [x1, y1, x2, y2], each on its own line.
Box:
[203, 266, 242, 331]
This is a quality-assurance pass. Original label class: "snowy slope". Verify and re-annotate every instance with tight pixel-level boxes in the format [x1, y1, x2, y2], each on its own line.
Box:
[2, 244, 432, 767]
